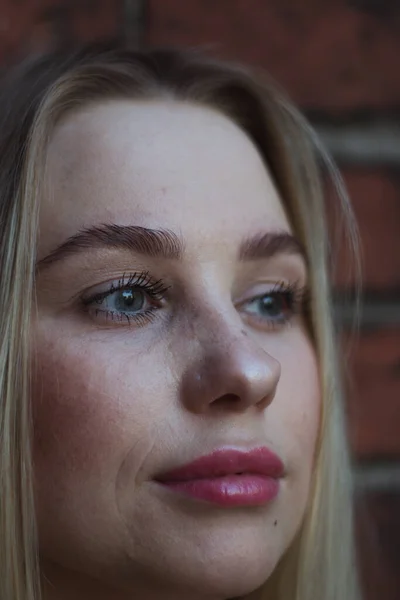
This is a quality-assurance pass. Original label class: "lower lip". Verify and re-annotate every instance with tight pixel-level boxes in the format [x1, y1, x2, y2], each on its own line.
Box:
[157, 474, 280, 507]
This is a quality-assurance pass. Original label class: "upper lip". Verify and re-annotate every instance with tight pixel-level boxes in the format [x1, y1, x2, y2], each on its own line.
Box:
[154, 447, 285, 482]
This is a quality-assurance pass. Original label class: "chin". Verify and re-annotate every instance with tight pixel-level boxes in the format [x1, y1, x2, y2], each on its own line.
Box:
[198, 566, 272, 599]
[171, 544, 278, 600]
[182, 570, 270, 600]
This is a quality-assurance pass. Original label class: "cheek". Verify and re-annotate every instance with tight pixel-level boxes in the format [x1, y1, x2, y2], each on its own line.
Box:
[272, 330, 321, 485]
[34, 346, 113, 471]
[31, 323, 182, 569]
[31, 332, 160, 495]
[262, 332, 320, 546]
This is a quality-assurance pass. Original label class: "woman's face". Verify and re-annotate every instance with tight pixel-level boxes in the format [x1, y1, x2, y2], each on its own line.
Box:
[33, 99, 320, 600]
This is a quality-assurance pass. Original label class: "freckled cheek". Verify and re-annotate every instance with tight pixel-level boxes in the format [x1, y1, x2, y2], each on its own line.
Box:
[31, 337, 163, 485]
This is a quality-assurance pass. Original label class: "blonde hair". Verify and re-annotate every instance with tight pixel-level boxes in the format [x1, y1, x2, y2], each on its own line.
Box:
[0, 41, 361, 600]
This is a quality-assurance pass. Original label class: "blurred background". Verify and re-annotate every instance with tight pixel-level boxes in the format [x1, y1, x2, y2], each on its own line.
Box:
[1, 1, 398, 598]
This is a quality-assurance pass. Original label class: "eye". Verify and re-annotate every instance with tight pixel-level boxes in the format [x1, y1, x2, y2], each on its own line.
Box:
[240, 282, 307, 328]
[103, 287, 147, 313]
[248, 292, 291, 319]
[81, 272, 169, 326]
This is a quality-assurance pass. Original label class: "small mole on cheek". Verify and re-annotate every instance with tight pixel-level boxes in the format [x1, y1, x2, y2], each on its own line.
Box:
[274, 520, 278, 526]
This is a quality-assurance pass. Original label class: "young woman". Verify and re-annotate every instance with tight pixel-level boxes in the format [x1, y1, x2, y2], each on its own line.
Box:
[0, 41, 361, 600]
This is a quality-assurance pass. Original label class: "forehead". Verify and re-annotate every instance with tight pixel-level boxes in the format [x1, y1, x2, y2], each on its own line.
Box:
[40, 99, 290, 257]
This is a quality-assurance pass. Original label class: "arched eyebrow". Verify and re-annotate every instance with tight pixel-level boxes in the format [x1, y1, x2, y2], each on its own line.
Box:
[36, 224, 306, 272]
[36, 224, 184, 272]
[239, 231, 307, 263]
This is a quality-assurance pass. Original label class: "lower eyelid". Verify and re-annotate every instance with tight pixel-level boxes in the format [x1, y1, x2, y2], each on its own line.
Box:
[86, 306, 157, 327]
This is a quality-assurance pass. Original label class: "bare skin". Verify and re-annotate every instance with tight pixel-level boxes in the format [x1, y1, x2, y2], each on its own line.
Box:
[33, 100, 320, 600]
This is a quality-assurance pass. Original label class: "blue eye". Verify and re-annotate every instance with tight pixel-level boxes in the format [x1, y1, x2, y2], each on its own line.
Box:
[105, 288, 147, 313]
[83, 272, 169, 326]
[253, 293, 291, 318]
[242, 283, 306, 328]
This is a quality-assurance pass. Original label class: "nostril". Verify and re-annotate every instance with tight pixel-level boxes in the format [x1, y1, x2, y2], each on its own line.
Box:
[211, 393, 243, 411]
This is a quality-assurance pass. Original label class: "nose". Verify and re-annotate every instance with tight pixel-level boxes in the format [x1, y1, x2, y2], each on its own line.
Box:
[180, 316, 281, 415]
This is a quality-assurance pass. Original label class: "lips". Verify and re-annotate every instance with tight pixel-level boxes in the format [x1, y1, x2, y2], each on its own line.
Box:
[153, 447, 284, 507]
[155, 447, 285, 482]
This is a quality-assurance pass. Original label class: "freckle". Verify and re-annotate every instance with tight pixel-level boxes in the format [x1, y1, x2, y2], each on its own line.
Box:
[274, 520, 277, 526]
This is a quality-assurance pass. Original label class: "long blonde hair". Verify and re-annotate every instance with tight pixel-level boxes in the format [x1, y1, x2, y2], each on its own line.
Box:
[0, 41, 361, 600]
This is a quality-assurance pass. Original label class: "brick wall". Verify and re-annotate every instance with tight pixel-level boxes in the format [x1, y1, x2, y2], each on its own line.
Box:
[1, 1, 398, 598]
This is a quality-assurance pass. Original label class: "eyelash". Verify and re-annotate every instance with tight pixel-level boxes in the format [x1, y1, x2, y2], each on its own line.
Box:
[81, 271, 169, 326]
[81, 272, 309, 329]
[240, 280, 309, 330]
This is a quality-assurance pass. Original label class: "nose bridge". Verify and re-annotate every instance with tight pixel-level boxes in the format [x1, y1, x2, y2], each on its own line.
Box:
[180, 301, 281, 414]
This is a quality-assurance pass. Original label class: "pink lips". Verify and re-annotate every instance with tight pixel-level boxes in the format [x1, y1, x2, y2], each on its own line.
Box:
[154, 447, 284, 507]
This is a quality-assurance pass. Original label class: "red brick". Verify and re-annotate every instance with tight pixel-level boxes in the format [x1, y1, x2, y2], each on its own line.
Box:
[0, 0, 122, 63]
[342, 329, 400, 459]
[147, 0, 400, 111]
[326, 169, 400, 289]
[356, 491, 400, 600]
[70, 1, 122, 44]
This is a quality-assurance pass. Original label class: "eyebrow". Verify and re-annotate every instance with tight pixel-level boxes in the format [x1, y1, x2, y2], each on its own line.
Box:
[36, 224, 306, 272]
[239, 230, 307, 263]
[37, 224, 184, 271]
